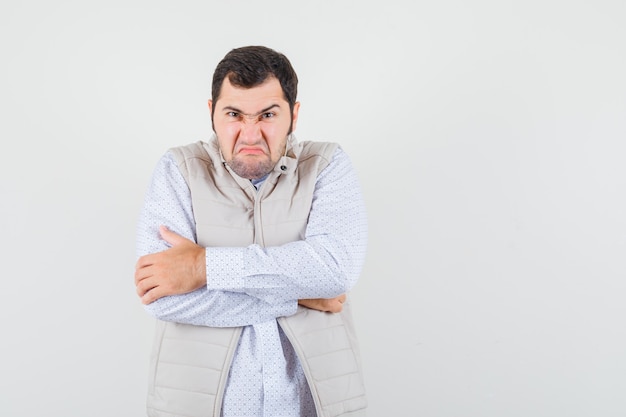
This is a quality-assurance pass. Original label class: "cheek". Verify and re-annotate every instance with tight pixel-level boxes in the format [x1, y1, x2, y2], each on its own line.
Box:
[219, 123, 240, 138]
[216, 127, 239, 158]
[260, 125, 286, 151]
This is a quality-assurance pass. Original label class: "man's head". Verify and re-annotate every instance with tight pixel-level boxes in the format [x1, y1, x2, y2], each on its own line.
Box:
[209, 46, 300, 180]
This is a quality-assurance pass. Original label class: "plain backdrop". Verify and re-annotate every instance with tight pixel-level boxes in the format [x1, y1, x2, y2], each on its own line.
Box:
[1, 1, 625, 416]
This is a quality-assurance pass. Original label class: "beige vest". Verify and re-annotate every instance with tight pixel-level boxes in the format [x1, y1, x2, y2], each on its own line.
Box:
[146, 137, 367, 417]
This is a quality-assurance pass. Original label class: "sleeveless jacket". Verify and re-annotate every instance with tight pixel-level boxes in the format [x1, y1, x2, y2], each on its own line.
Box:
[146, 136, 367, 417]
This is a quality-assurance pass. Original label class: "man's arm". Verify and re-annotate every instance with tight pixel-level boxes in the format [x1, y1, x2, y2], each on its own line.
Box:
[136, 226, 348, 313]
[298, 294, 346, 313]
[135, 152, 297, 327]
[136, 225, 206, 302]
[204, 147, 368, 304]
[136, 147, 367, 308]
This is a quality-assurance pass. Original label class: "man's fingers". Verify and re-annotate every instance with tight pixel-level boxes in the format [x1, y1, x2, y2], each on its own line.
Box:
[137, 277, 170, 304]
[159, 225, 189, 246]
[135, 252, 157, 273]
[141, 287, 163, 305]
[330, 295, 346, 312]
[134, 261, 153, 285]
[136, 275, 157, 297]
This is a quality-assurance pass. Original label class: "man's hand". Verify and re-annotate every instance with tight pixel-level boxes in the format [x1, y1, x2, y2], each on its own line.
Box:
[135, 226, 206, 305]
[298, 294, 346, 313]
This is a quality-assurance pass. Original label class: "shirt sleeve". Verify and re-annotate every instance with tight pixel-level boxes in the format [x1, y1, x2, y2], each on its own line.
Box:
[135, 152, 297, 327]
[205, 147, 368, 305]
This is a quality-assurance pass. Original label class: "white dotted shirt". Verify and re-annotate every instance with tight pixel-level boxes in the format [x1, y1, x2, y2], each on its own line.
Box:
[136, 145, 368, 417]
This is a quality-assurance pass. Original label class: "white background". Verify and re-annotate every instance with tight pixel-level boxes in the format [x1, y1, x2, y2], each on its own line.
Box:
[1, 1, 625, 416]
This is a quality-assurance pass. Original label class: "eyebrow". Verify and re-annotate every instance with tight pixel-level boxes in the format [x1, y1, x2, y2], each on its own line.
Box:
[220, 104, 281, 117]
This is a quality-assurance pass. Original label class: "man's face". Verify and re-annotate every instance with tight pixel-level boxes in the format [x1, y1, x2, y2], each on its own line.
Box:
[209, 76, 300, 180]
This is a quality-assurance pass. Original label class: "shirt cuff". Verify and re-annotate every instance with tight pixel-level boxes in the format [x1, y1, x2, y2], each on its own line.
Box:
[205, 247, 245, 291]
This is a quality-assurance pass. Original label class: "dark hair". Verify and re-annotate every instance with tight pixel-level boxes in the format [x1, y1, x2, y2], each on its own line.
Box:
[211, 46, 298, 115]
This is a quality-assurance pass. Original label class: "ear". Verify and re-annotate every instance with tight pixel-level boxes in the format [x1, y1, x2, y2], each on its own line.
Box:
[208, 99, 216, 132]
[290, 101, 301, 132]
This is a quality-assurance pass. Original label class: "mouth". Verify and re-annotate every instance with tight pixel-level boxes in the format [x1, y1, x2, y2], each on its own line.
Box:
[237, 147, 267, 156]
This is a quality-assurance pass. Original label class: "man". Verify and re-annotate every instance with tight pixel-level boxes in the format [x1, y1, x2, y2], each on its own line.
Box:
[135, 45, 368, 417]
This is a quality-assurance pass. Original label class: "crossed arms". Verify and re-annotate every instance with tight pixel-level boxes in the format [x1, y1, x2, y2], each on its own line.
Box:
[134, 149, 367, 327]
[135, 225, 347, 313]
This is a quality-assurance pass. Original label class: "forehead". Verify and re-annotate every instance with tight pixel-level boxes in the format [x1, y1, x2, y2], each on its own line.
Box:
[216, 77, 287, 111]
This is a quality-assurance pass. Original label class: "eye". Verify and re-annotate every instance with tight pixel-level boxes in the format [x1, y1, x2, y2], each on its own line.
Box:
[261, 112, 275, 119]
[226, 111, 239, 118]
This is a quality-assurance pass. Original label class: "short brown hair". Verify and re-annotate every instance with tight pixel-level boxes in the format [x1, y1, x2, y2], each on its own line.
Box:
[211, 45, 298, 115]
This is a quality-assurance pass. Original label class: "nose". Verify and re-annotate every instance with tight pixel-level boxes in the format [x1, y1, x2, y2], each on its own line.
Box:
[238, 117, 262, 143]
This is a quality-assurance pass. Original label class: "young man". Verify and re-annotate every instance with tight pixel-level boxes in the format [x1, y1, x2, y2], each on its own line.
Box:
[135, 45, 368, 417]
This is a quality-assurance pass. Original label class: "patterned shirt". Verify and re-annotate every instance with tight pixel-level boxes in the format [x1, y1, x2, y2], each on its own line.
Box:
[136, 144, 367, 417]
